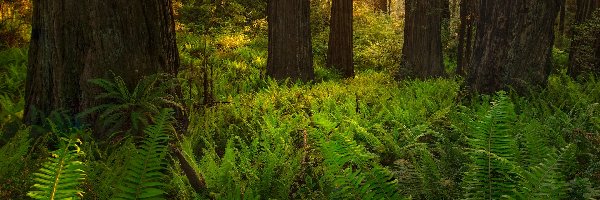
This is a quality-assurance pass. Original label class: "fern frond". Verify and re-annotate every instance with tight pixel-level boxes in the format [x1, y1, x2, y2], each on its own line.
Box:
[113, 108, 174, 200]
[81, 74, 179, 137]
[463, 92, 519, 199]
[319, 131, 405, 199]
[514, 144, 574, 200]
[331, 166, 404, 200]
[27, 138, 86, 200]
[0, 128, 31, 178]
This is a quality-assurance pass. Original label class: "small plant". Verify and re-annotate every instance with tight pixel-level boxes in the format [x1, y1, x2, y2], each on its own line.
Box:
[27, 137, 86, 200]
[113, 108, 174, 200]
[462, 92, 519, 199]
[462, 92, 574, 199]
[79, 73, 180, 138]
[318, 130, 404, 199]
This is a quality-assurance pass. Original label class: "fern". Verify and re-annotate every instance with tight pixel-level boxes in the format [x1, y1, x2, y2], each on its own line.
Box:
[79, 73, 180, 137]
[319, 131, 405, 199]
[462, 92, 575, 199]
[462, 92, 519, 199]
[113, 108, 174, 200]
[513, 145, 574, 199]
[27, 137, 86, 200]
[0, 47, 27, 96]
[0, 127, 30, 178]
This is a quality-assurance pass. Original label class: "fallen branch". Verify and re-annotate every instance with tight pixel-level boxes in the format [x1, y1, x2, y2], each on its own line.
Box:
[170, 146, 206, 193]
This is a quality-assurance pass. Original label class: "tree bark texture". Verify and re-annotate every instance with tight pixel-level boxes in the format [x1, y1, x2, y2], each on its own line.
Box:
[327, 0, 354, 78]
[559, 0, 567, 36]
[267, 0, 314, 82]
[24, 0, 180, 125]
[374, 0, 389, 14]
[568, 0, 600, 77]
[457, 0, 478, 76]
[468, 0, 561, 94]
[575, 0, 599, 23]
[400, 0, 445, 79]
[442, 0, 451, 21]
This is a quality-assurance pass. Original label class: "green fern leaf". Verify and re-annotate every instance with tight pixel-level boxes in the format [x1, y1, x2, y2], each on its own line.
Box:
[463, 92, 519, 199]
[112, 108, 174, 200]
[27, 138, 86, 200]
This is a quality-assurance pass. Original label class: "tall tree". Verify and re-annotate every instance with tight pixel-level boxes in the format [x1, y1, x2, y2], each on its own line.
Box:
[558, 0, 568, 40]
[574, 0, 599, 23]
[400, 0, 445, 79]
[267, 0, 314, 82]
[24, 1, 180, 127]
[374, 0, 389, 14]
[327, 0, 354, 78]
[568, 0, 600, 77]
[456, 0, 478, 76]
[468, 0, 561, 94]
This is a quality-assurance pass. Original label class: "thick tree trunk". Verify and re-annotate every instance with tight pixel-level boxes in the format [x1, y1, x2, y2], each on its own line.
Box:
[468, 0, 560, 94]
[575, 0, 599, 23]
[327, 0, 354, 78]
[267, 0, 314, 82]
[24, 0, 180, 127]
[568, 0, 600, 77]
[399, 0, 445, 79]
[457, 0, 477, 76]
[559, 0, 567, 36]
[374, 0, 389, 14]
[442, 0, 451, 21]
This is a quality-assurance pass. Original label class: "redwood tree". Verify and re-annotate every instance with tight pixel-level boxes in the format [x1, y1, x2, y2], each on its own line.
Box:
[574, 0, 599, 23]
[267, 0, 314, 82]
[468, 0, 561, 94]
[456, 0, 478, 76]
[24, 0, 180, 126]
[327, 0, 354, 78]
[568, 0, 600, 77]
[374, 0, 389, 14]
[400, 0, 445, 79]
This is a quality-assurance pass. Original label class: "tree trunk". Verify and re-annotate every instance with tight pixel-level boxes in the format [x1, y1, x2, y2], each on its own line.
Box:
[559, 0, 567, 36]
[327, 0, 354, 78]
[24, 0, 180, 129]
[457, 0, 477, 76]
[442, 0, 451, 21]
[399, 0, 445, 79]
[267, 0, 314, 82]
[374, 0, 389, 14]
[468, 0, 561, 94]
[575, 0, 599, 23]
[568, 0, 599, 77]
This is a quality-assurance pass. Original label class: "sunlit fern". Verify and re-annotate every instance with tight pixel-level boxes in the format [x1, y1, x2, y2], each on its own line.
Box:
[27, 137, 86, 200]
[112, 108, 174, 200]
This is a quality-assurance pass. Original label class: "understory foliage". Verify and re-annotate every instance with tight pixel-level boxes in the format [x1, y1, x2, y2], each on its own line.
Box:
[79, 74, 179, 138]
[0, 0, 31, 49]
[462, 92, 575, 199]
[0, 47, 26, 133]
[3, 65, 599, 199]
[113, 108, 174, 200]
[27, 137, 86, 200]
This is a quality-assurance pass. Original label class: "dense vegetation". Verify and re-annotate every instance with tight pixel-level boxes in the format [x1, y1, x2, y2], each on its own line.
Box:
[1, 0, 600, 199]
